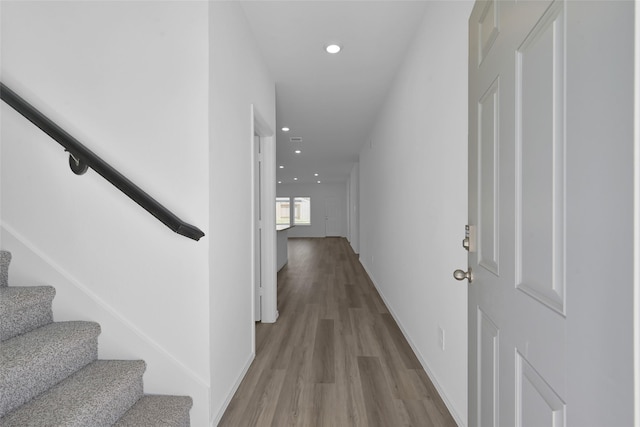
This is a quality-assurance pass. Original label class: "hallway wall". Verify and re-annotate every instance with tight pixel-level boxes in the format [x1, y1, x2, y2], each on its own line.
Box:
[358, 2, 473, 425]
[347, 163, 360, 254]
[210, 2, 276, 424]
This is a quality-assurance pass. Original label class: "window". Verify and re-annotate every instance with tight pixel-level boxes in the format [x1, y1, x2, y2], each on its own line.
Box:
[293, 197, 311, 225]
[276, 197, 290, 226]
[275, 196, 311, 226]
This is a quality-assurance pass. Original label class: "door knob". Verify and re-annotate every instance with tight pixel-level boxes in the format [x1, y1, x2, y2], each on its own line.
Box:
[453, 268, 473, 283]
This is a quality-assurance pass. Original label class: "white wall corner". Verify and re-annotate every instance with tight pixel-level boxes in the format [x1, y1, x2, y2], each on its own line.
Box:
[210, 352, 255, 426]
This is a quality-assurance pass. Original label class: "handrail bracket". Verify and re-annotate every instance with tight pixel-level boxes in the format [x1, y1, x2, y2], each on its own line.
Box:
[66, 150, 89, 175]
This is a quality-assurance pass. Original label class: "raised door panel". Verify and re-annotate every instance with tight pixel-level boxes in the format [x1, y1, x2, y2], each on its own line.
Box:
[477, 0, 499, 65]
[478, 308, 499, 427]
[515, 1, 566, 315]
[516, 352, 565, 427]
[478, 77, 500, 276]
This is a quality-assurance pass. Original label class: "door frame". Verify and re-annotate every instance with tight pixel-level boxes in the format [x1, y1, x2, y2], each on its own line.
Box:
[253, 133, 262, 322]
[251, 104, 278, 337]
[634, 3, 640, 423]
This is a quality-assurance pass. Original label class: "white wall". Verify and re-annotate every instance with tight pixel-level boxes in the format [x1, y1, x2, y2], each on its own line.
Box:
[277, 182, 347, 238]
[209, 2, 276, 424]
[358, 2, 472, 425]
[0, 2, 211, 426]
[348, 162, 360, 254]
[565, 2, 636, 425]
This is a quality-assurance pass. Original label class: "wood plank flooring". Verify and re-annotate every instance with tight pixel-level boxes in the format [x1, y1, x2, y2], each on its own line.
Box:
[219, 237, 457, 427]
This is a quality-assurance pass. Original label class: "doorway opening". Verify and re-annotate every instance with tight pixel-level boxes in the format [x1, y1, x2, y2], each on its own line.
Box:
[251, 105, 278, 351]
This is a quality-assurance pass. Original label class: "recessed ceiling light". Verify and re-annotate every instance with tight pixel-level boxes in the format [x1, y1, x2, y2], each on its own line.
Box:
[325, 44, 341, 54]
[294, 177, 298, 181]
[314, 173, 319, 176]
[317, 180, 321, 184]
[278, 181, 282, 184]
[294, 150, 301, 154]
[282, 127, 290, 132]
[279, 165, 284, 169]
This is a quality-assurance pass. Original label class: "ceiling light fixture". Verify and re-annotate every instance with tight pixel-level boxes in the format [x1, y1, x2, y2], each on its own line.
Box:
[325, 44, 341, 54]
[317, 180, 321, 184]
[279, 165, 284, 169]
[294, 177, 298, 181]
[314, 173, 319, 176]
[278, 181, 282, 184]
[282, 127, 290, 132]
[295, 150, 301, 154]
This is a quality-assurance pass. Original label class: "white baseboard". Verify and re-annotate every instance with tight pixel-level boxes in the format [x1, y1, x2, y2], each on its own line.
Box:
[211, 352, 255, 426]
[360, 261, 467, 427]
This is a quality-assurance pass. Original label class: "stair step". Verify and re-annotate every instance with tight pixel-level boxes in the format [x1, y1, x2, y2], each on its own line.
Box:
[0, 360, 146, 427]
[0, 249, 192, 424]
[0, 250, 10, 288]
[0, 321, 100, 417]
[115, 395, 193, 427]
[0, 286, 55, 341]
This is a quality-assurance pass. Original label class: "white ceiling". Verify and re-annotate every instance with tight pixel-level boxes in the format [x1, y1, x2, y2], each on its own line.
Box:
[241, 1, 429, 185]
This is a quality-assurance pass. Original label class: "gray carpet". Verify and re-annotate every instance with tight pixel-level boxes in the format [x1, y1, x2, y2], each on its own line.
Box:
[0, 250, 11, 287]
[0, 285, 55, 341]
[0, 250, 193, 426]
[115, 395, 194, 427]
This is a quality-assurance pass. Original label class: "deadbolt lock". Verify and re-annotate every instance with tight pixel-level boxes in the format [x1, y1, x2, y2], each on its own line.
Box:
[462, 225, 475, 252]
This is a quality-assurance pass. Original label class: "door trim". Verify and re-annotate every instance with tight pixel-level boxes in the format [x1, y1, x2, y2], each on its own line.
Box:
[633, 2, 640, 424]
[251, 105, 278, 335]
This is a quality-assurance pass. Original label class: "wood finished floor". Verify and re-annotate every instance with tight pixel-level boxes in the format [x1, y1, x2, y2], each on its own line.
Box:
[219, 237, 457, 427]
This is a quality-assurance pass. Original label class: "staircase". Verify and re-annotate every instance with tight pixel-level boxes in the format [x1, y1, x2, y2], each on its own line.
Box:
[0, 250, 193, 426]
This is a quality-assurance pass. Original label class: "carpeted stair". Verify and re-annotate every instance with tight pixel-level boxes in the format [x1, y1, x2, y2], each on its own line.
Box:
[0, 250, 193, 426]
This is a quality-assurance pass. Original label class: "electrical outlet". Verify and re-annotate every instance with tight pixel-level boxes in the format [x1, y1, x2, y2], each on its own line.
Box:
[438, 327, 445, 351]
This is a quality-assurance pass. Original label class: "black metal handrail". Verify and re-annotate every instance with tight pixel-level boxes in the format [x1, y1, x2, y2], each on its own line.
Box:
[0, 82, 205, 241]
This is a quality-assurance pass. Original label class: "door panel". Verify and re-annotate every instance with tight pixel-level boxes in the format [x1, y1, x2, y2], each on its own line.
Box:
[516, 353, 566, 427]
[478, 76, 500, 276]
[515, 2, 566, 315]
[325, 196, 341, 237]
[478, 0, 499, 66]
[516, 351, 565, 427]
[469, 1, 567, 426]
[478, 308, 499, 427]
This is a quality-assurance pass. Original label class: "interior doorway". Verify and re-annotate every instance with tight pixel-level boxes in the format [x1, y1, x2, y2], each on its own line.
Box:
[324, 196, 341, 237]
[253, 134, 263, 321]
[251, 104, 278, 348]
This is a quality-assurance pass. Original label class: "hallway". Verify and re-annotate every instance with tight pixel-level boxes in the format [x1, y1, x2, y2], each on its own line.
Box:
[219, 238, 456, 426]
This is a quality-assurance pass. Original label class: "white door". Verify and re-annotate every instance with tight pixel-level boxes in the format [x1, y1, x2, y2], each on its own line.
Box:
[254, 135, 262, 321]
[324, 196, 341, 237]
[467, 1, 636, 426]
[469, 1, 567, 425]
